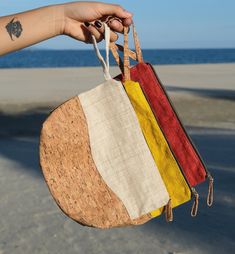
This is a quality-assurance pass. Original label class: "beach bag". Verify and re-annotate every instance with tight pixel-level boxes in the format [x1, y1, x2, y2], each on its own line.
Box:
[39, 24, 170, 229]
[111, 24, 214, 215]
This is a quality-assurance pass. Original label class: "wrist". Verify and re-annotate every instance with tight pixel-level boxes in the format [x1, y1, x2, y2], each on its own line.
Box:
[52, 4, 66, 36]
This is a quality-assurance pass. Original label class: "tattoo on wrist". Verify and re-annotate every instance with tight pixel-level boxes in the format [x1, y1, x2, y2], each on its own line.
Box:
[5, 18, 23, 41]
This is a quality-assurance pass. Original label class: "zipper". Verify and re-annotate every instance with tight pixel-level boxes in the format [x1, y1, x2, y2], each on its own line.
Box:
[165, 199, 173, 222]
[139, 72, 192, 190]
[207, 172, 214, 207]
[191, 187, 199, 217]
[147, 63, 214, 207]
[148, 64, 209, 174]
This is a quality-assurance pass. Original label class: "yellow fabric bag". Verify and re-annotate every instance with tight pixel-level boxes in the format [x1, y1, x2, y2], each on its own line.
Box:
[124, 80, 192, 217]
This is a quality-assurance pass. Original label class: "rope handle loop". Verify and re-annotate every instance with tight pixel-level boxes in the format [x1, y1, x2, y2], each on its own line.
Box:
[92, 23, 112, 80]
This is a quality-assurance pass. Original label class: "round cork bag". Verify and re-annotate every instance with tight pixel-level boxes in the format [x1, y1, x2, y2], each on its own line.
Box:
[39, 96, 151, 228]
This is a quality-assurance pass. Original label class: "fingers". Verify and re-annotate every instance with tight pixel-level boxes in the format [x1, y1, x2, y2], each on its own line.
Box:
[81, 3, 133, 44]
[122, 17, 133, 26]
[93, 21, 118, 42]
[84, 22, 103, 43]
[83, 21, 119, 43]
[108, 19, 124, 33]
[98, 3, 133, 28]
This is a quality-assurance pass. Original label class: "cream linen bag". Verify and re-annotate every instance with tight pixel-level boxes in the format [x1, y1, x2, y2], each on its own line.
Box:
[40, 24, 169, 228]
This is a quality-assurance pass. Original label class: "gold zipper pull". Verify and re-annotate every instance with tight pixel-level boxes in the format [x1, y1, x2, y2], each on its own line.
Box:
[207, 173, 214, 207]
[165, 199, 173, 222]
[191, 188, 199, 217]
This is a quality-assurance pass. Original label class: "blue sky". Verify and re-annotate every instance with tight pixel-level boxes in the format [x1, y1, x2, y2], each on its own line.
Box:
[0, 0, 235, 49]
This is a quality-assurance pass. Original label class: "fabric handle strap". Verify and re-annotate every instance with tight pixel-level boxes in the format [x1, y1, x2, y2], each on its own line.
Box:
[132, 23, 143, 63]
[92, 23, 112, 80]
[110, 23, 143, 81]
[123, 26, 131, 80]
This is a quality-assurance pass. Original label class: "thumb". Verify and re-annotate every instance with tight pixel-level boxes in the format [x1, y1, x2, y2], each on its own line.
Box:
[99, 3, 133, 19]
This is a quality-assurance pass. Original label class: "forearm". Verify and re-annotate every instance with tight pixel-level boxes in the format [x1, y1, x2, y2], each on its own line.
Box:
[0, 5, 63, 56]
[0, 2, 133, 56]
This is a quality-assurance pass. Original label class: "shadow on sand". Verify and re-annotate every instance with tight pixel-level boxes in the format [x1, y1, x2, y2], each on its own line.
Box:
[0, 108, 50, 137]
[141, 128, 235, 252]
[166, 86, 235, 101]
[0, 108, 50, 177]
[0, 106, 234, 182]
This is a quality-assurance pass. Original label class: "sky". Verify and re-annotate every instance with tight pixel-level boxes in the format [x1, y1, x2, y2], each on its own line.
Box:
[0, 0, 235, 49]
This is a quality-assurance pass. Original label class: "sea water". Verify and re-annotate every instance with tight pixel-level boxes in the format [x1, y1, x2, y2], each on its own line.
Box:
[0, 48, 235, 68]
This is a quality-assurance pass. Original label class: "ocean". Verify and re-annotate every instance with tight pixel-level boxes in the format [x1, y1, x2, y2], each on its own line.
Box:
[0, 48, 235, 68]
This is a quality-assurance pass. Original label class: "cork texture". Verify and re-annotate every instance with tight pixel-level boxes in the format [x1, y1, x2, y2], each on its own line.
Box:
[39, 96, 151, 228]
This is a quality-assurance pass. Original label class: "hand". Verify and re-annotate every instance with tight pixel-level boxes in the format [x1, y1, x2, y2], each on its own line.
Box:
[60, 1, 133, 43]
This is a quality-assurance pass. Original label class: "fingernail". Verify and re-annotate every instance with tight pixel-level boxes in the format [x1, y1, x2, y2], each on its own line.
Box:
[94, 21, 102, 28]
[84, 22, 90, 27]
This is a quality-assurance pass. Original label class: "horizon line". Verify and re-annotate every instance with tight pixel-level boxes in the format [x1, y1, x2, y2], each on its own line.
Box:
[23, 47, 235, 51]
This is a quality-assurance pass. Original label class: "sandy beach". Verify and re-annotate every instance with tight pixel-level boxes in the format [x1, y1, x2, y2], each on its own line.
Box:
[0, 64, 235, 254]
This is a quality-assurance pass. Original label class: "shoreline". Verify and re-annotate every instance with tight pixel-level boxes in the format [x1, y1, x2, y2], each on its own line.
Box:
[0, 62, 234, 71]
[0, 63, 234, 106]
[0, 63, 235, 105]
